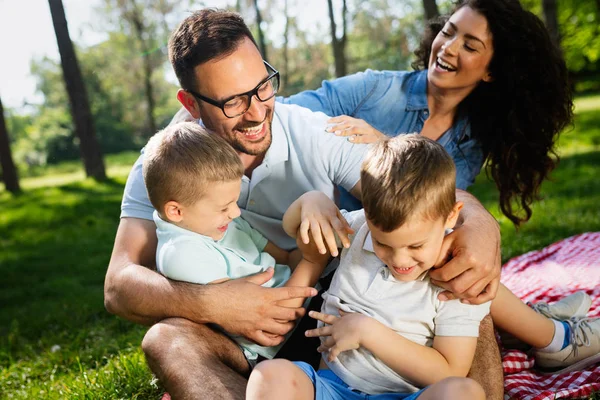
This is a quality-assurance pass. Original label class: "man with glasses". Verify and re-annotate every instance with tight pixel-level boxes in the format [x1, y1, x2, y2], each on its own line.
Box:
[105, 8, 502, 400]
[105, 9, 368, 400]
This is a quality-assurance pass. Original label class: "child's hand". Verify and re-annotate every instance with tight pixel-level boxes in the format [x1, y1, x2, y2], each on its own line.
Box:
[305, 310, 372, 362]
[326, 115, 386, 144]
[297, 192, 354, 257]
[296, 235, 330, 265]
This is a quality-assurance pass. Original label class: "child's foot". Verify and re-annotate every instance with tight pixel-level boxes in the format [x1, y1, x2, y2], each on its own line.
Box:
[499, 292, 592, 351]
[529, 291, 592, 320]
[534, 317, 600, 374]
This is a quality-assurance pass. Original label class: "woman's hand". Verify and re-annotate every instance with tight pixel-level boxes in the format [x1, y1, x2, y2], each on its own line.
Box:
[326, 115, 386, 144]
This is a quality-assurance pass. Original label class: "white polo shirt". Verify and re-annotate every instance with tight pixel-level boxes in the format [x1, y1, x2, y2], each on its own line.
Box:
[121, 103, 368, 250]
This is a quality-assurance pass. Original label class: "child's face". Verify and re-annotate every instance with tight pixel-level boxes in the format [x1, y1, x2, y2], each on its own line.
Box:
[366, 203, 461, 282]
[175, 179, 242, 240]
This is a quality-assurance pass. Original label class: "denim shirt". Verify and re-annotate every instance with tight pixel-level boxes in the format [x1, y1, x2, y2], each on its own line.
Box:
[279, 69, 484, 210]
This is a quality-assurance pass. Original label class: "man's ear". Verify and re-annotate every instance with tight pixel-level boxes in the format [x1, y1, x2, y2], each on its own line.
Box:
[177, 89, 201, 119]
[445, 201, 464, 229]
[164, 200, 184, 223]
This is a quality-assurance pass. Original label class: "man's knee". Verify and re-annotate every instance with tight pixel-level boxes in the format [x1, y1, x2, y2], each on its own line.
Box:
[142, 318, 213, 367]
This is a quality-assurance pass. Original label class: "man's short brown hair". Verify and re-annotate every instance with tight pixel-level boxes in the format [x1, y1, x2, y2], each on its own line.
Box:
[143, 122, 244, 213]
[168, 8, 258, 91]
[361, 134, 456, 232]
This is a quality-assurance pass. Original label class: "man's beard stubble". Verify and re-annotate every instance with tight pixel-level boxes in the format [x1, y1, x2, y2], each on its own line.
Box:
[230, 109, 273, 157]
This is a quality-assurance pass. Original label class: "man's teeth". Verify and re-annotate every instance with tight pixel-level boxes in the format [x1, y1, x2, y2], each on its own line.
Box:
[239, 123, 263, 135]
[437, 58, 456, 71]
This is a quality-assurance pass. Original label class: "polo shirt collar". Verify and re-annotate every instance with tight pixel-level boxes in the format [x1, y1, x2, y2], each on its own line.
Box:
[262, 107, 289, 167]
[363, 232, 375, 253]
[405, 70, 429, 112]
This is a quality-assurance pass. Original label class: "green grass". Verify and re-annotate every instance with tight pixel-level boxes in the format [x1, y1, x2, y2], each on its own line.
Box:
[1, 95, 599, 399]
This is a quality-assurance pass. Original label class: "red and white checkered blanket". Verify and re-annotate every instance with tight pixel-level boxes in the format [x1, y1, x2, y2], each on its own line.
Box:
[500, 232, 600, 400]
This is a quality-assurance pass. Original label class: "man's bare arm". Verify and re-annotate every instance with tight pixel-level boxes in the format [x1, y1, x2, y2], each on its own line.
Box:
[430, 189, 502, 304]
[104, 217, 317, 345]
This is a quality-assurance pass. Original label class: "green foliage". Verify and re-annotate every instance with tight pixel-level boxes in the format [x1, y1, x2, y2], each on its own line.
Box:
[521, 0, 600, 92]
[0, 94, 599, 398]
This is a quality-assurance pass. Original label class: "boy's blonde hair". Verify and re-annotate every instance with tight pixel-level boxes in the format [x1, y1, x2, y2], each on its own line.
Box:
[143, 122, 244, 213]
[361, 134, 456, 232]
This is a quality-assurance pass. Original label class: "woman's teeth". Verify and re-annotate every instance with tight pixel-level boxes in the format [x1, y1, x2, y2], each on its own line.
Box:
[437, 58, 457, 72]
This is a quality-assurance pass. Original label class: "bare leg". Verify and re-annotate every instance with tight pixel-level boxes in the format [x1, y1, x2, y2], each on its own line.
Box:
[491, 283, 555, 348]
[247, 359, 314, 400]
[467, 315, 504, 400]
[417, 377, 485, 400]
[142, 318, 250, 400]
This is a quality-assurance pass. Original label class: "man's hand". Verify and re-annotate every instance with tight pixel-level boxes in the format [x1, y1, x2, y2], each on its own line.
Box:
[326, 115, 386, 144]
[207, 268, 317, 347]
[305, 310, 373, 362]
[297, 191, 354, 256]
[429, 191, 501, 305]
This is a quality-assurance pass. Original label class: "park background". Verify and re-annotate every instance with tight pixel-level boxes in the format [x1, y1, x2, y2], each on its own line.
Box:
[0, 0, 599, 398]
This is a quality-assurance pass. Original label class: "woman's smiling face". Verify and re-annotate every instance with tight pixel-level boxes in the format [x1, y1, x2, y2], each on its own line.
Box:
[427, 6, 495, 94]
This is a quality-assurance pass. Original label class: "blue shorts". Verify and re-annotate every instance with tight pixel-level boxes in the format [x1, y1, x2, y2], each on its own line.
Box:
[293, 361, 426, 400]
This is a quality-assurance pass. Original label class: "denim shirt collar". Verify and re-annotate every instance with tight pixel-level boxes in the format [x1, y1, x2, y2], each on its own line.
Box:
[405, 70, 429, 112]
[405, 70, 472, 140]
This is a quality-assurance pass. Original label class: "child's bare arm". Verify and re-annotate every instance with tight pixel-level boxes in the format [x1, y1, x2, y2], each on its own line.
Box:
[282, 191, 353, 256]
[308, 312, 478, 387]
[277, 237, 329, 308]
[263, 241, 291, 266]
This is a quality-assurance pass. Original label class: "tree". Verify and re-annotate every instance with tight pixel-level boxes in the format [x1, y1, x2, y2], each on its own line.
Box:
[109, 0, 167, 136]
[253, 0, 269, 60]
[422, 0, 439, 21]
[0, 96, 21, 193]
[283, 0, 291, 88]
[542, 0, 560, 50]
[48, 0, 106, 180]
[327, 0, 348, 78]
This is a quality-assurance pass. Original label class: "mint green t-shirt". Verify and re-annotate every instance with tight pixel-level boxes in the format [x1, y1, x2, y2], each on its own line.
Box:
[154, 211, 291, 360]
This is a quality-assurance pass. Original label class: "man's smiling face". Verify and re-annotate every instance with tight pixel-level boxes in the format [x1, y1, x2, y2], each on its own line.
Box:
[187, 37, 275, 157]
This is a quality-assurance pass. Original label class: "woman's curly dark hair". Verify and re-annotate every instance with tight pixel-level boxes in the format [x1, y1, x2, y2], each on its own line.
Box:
[412, 0, 573, 226]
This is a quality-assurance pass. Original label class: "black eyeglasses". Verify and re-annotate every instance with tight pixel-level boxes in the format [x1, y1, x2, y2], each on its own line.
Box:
[187, 61, 280, 118]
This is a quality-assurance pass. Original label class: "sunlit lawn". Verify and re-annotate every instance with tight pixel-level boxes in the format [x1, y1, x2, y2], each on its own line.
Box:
[1, 95, 599, 399]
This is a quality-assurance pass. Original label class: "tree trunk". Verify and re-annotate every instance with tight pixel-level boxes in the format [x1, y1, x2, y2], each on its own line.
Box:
[48, 0, 106, 180]
[283, 0, 290, 88]
[253, 0, 268, 60]
[127, 0, 157, 136]
[0, 97, 21, 193]
[422, 0, 439, 21]
[542, 0, 561, 50]
[327, 0, 347, 78]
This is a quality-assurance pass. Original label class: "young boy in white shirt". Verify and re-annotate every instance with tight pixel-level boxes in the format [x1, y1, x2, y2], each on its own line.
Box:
[246, 135, 599, 400]
[142, 122, 329, 366]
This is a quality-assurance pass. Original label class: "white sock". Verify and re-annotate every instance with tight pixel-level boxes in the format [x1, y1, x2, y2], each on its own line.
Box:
[536, 319, 567, 353]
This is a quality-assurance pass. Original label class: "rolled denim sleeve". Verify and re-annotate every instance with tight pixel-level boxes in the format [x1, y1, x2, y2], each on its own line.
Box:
[278, 70, 379, 118]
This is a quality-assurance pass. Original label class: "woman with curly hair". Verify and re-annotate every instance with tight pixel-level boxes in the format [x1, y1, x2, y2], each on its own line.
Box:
[281, 0, 573, 226]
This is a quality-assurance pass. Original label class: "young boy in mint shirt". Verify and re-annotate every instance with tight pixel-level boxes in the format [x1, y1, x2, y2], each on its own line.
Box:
[142, 121, 331, 366]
